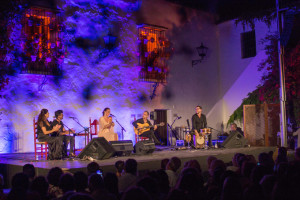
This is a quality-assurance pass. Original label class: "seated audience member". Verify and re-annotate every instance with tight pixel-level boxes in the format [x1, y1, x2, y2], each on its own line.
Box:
[295, 147, 300, 161]
[137, 177, 159, 200]
[73, 171, 88, 193]
[68, 193, 94, 200]
[115, 160, 125, 177]
[58, 173, 75, 195]
[87, 162, 101, 176]
[47, 167, 63, 199]
[166, 188, 186, 200]
[7, 173, 29, 200]
[0, 174, 5, 200]
[30, 176, 49, 200]
[243, 183, 264, 200]
[23, 164, 36, 183]
[221, 176, 243, 200]
[275, 147, 288, 165]
[229, 123, 244, 136]
[258, 152, 274, 174]
[89, 173, 116, 200]
[121, 186, 151, 200]
[176, 168, 204, 200]
[184, 159, 202, 174]
[104, 172, 119, 197]
[155, 169, 170, 197]
[260, 175, 277, 200]
[118, 159, 138, 193]
[165, 157, 182, 188]
[161, 158, 169, 170]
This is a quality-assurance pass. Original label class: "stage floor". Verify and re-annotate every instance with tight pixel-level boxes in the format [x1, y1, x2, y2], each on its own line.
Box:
[0, 146, 276, 187]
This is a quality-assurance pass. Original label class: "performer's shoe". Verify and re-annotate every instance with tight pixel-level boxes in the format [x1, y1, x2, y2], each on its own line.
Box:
[70, 153, 76, 158]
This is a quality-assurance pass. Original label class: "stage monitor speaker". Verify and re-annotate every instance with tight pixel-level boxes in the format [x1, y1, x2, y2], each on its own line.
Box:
[222, 131, 248, 148]
[109, 140, 133, 156]
[78, 137, 115, 160]
[134, 140, 156, 155]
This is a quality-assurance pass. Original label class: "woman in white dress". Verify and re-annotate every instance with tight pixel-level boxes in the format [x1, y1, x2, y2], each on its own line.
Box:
[98, 107, 118, 141]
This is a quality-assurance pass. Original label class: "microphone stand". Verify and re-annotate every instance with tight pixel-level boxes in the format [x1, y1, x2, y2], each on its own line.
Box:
[167, 117, 180, 146]
[112, 116, 126, 140]
[70, 117, 90, 146]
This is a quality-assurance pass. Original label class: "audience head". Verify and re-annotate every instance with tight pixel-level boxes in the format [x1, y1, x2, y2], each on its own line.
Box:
[104, 172, 118, 195]
[121, 186, 151, 200]
[125, 159, 138, 175]
[166, 157, 181, 172]
[59, 173, 75, 193]
[221, 176, 243, 200]
[11, 172, 29, 190]
[30, 176, 49, 197]
[184, 159, 202, 174]
[23, 164, 35, 181]
[68, 193, 94, 200]
[47, 167, 63, 186]
[115, 160, 125, 175]
[209, 159, 226, 176]
[88, 173, 104, 193]
[275, 147, 288, 164]
[207, 156, 217, 169]
[73, 171, 88, 192]
[295, 147, 300, 161]
[0, 174, 3, 192]
[161, 158, 169, 170]
[137, 176, 159, 199]
[176, 167, 204, 194]
[87, 162, 100, 176]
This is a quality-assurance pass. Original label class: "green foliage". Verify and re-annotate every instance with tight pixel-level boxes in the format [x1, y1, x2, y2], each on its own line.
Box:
[227, 89, 261, 127]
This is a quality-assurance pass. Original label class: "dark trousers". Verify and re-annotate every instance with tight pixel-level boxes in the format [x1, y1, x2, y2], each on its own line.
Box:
[140, 130, 160, 144]
[59, 135, 75, 156]
[38, 136, 63, 160]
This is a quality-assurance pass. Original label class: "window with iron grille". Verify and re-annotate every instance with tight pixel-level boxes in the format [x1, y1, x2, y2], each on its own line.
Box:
[241, 30, 256, 59]
[22, 7, 63, 75]
[137, 24, 171, 83]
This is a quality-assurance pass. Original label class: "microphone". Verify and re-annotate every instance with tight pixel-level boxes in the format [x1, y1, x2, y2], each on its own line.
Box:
[177, 116, 182, 119]
[69, 117, 76, 119]
[109, 114, 115, 117]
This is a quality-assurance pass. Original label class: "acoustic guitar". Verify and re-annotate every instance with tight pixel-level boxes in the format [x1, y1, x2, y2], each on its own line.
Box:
[134, 122, 165, 135]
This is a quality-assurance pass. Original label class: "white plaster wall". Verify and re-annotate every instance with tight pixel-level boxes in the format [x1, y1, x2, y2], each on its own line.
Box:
[207, 20, 277, 134]
[139, 0, 220, 129]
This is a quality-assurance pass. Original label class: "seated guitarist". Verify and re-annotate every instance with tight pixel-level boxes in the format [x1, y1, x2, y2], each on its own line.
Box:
[192, 105, 212, 148]
[132, 111, 163, 145]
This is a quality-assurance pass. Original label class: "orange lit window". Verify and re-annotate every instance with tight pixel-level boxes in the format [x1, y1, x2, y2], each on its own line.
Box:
[137, 24, 171, 83]
[22, 7, 63, 75]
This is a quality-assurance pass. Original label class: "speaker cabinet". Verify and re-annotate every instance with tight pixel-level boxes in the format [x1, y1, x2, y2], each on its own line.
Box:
[134, 140, 156, 155]
[222, 131, 248, 148]
[109, 140, 133, 156]
[78, 137, 115, 160]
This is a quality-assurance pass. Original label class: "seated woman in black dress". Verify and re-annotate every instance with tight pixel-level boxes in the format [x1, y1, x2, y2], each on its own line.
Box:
[37, 109, 63, 160]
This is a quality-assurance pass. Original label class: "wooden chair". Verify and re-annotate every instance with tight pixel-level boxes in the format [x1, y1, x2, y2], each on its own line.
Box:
[33, 118, 48, 160]
[89, 118, 99, 141]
